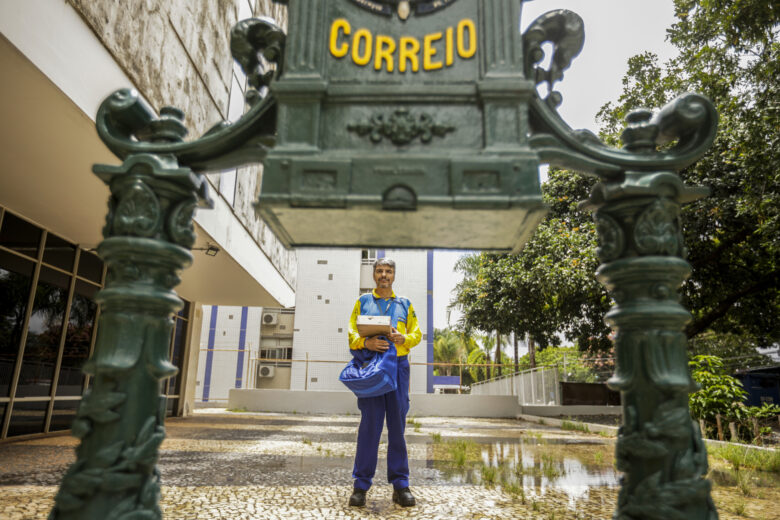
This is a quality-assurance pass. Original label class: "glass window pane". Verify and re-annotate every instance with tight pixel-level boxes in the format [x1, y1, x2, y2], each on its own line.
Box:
[49, 399, 79, 432]
[166, 397, 178, 418]
[7, 400, 48, 437]
[0, 251, 35, 397]
[57, 281, 98, 396]
[43, 233, 76, 272]
[16, 267, 70, 398]
[166, 318, 187, 396]
[177, 299, 190, 319]
[0, 212, 41, 259]
[77, 251, 103, 284]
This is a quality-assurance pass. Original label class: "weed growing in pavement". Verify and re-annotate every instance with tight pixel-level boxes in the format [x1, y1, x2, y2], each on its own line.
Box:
[226, 407, 248, 413]
[561, 419, 591, 434]
[430, 432, 442, 443]
[597, 429, 616, 438]
[407, 416, 422, 429]
[593, 451, 604, 465]
[709, 443, 780, 473]
[446, 439, 478, 468]
[732, 498, 746, 516]
[735, 469, 755, 497]
[301, 438, 312, 445]
[541, 453, 564, 479]
[480, 465, 498, 486]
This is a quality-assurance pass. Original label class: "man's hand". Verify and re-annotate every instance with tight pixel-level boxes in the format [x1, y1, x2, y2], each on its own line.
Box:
[389, 328, 405, 346]
[365, 336, 390, 352]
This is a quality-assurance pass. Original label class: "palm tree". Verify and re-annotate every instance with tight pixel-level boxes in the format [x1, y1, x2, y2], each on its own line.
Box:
[433, 328, 466, 376]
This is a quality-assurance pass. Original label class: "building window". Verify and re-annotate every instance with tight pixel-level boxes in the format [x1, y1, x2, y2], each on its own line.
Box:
[0, 206, 190, 438]
[317, 260, 328, 265]
[361, 249, 377, 265]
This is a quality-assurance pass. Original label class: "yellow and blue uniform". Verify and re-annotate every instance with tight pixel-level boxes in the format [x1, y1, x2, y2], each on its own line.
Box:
[348, 290, 421, 491]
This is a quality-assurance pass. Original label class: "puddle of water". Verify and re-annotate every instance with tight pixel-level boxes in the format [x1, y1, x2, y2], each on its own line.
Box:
[429, 438, 619, 507]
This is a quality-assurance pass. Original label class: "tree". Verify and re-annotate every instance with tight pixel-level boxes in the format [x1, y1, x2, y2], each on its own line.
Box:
[597, 0, 779, 347]
[450, 171, 612, 355]
[432, 328, 467, 376]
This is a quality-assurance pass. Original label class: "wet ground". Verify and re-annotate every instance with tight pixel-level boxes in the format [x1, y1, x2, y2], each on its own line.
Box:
[0, 410, 777, 519]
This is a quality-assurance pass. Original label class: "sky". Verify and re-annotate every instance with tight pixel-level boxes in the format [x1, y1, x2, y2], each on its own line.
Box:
[432, 0, 679, 333]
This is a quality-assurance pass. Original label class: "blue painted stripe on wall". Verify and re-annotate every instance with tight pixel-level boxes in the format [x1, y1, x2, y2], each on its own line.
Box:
[203, 306, 218, 402]
[235, 307, 249, 388]
[427, 250, 434, 394]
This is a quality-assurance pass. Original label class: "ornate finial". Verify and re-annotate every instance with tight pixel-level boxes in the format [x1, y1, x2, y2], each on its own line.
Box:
[622, 108, 659, 153]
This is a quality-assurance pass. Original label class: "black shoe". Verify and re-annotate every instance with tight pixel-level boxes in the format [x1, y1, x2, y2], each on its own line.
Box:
[349, 487, 367, 507]
[392, 487, 416, 507]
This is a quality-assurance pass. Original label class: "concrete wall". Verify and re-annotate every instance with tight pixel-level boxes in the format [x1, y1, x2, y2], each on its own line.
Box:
[229, 389, 522, 418]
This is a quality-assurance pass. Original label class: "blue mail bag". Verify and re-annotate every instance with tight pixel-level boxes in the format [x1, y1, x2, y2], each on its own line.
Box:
[339, 340, 398, 398]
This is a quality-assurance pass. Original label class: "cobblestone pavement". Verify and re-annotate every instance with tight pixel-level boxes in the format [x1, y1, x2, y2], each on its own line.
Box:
[0, 410, 776, 519]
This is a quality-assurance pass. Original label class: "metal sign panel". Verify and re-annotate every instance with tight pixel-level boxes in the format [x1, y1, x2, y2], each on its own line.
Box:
[259, 0, 546, 251]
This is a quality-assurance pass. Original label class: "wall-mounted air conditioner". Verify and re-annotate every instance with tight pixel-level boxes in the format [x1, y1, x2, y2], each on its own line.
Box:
[262, 312, 278, 325]
[258, 365, 276, 378]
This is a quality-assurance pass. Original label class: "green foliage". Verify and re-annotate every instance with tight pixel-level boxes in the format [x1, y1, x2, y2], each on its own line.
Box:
[688, 355, 780, 443]
[451, 187, 612, 354]
[432, 328, 468, 376]
[516, 346, 601, 383]
[688, 332, 772, 370]
[688, 355, 748, 424]
[597, 0, 779, 346]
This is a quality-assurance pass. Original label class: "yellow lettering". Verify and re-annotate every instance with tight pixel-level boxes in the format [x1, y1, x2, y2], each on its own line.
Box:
[423, 32, 443, 71]
[457, 19, 477, 59]
[329, 19, 351, 58]
[399, 36, 420, 73]
[352, 29, 373, 66]
[446, 27, 454, 67]
[374, 35, 396, 72]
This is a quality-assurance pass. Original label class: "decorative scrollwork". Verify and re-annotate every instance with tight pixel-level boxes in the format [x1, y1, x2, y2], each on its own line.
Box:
[114, 181, 161, 238]
[523, 10, 585, 108]
[634, 198, 682, 256]
[167, 198, 198, 248]
[594, 212, 625, 262]
[230, 17, 286, 106]
[347, 109, 456, 146]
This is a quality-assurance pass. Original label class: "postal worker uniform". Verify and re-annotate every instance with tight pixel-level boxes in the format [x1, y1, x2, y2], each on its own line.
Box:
[348, 290, 422, 491]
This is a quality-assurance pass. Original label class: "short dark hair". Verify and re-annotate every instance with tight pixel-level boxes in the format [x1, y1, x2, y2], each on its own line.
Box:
[373, 258, 396, 272]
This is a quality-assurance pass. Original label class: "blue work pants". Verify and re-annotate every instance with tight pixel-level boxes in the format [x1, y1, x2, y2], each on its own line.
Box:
[352, 355, 410, 491]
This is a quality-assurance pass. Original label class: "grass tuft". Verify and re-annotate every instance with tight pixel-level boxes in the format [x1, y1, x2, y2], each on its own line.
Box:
[561, 419, 591, 434]
[709, 443, 780, 473]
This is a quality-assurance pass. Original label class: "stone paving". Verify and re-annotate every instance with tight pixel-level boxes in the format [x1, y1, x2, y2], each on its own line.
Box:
[0, 410, 777, 519]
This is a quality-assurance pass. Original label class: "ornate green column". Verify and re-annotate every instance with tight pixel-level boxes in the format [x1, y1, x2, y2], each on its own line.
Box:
[584, 110, 718, 520]
[50, 107, 212, 520]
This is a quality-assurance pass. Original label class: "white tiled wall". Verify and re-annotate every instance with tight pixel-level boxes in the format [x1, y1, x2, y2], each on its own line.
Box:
[196, 305, 262, 402]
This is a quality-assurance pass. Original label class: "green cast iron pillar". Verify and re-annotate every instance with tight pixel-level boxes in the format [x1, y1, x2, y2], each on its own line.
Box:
[582, 110, 718, 520]
[50, 104, 212, 520]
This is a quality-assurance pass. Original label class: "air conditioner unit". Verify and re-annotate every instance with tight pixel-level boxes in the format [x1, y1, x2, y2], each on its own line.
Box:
[262, 312, 278, 325]
[258, 365, 276, 378]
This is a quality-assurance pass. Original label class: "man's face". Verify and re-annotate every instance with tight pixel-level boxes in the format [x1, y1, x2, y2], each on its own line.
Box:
[374, 265, 395, 290]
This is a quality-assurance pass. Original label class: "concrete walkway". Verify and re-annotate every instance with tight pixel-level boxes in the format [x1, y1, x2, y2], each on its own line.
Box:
[2, 409, 764, 519]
